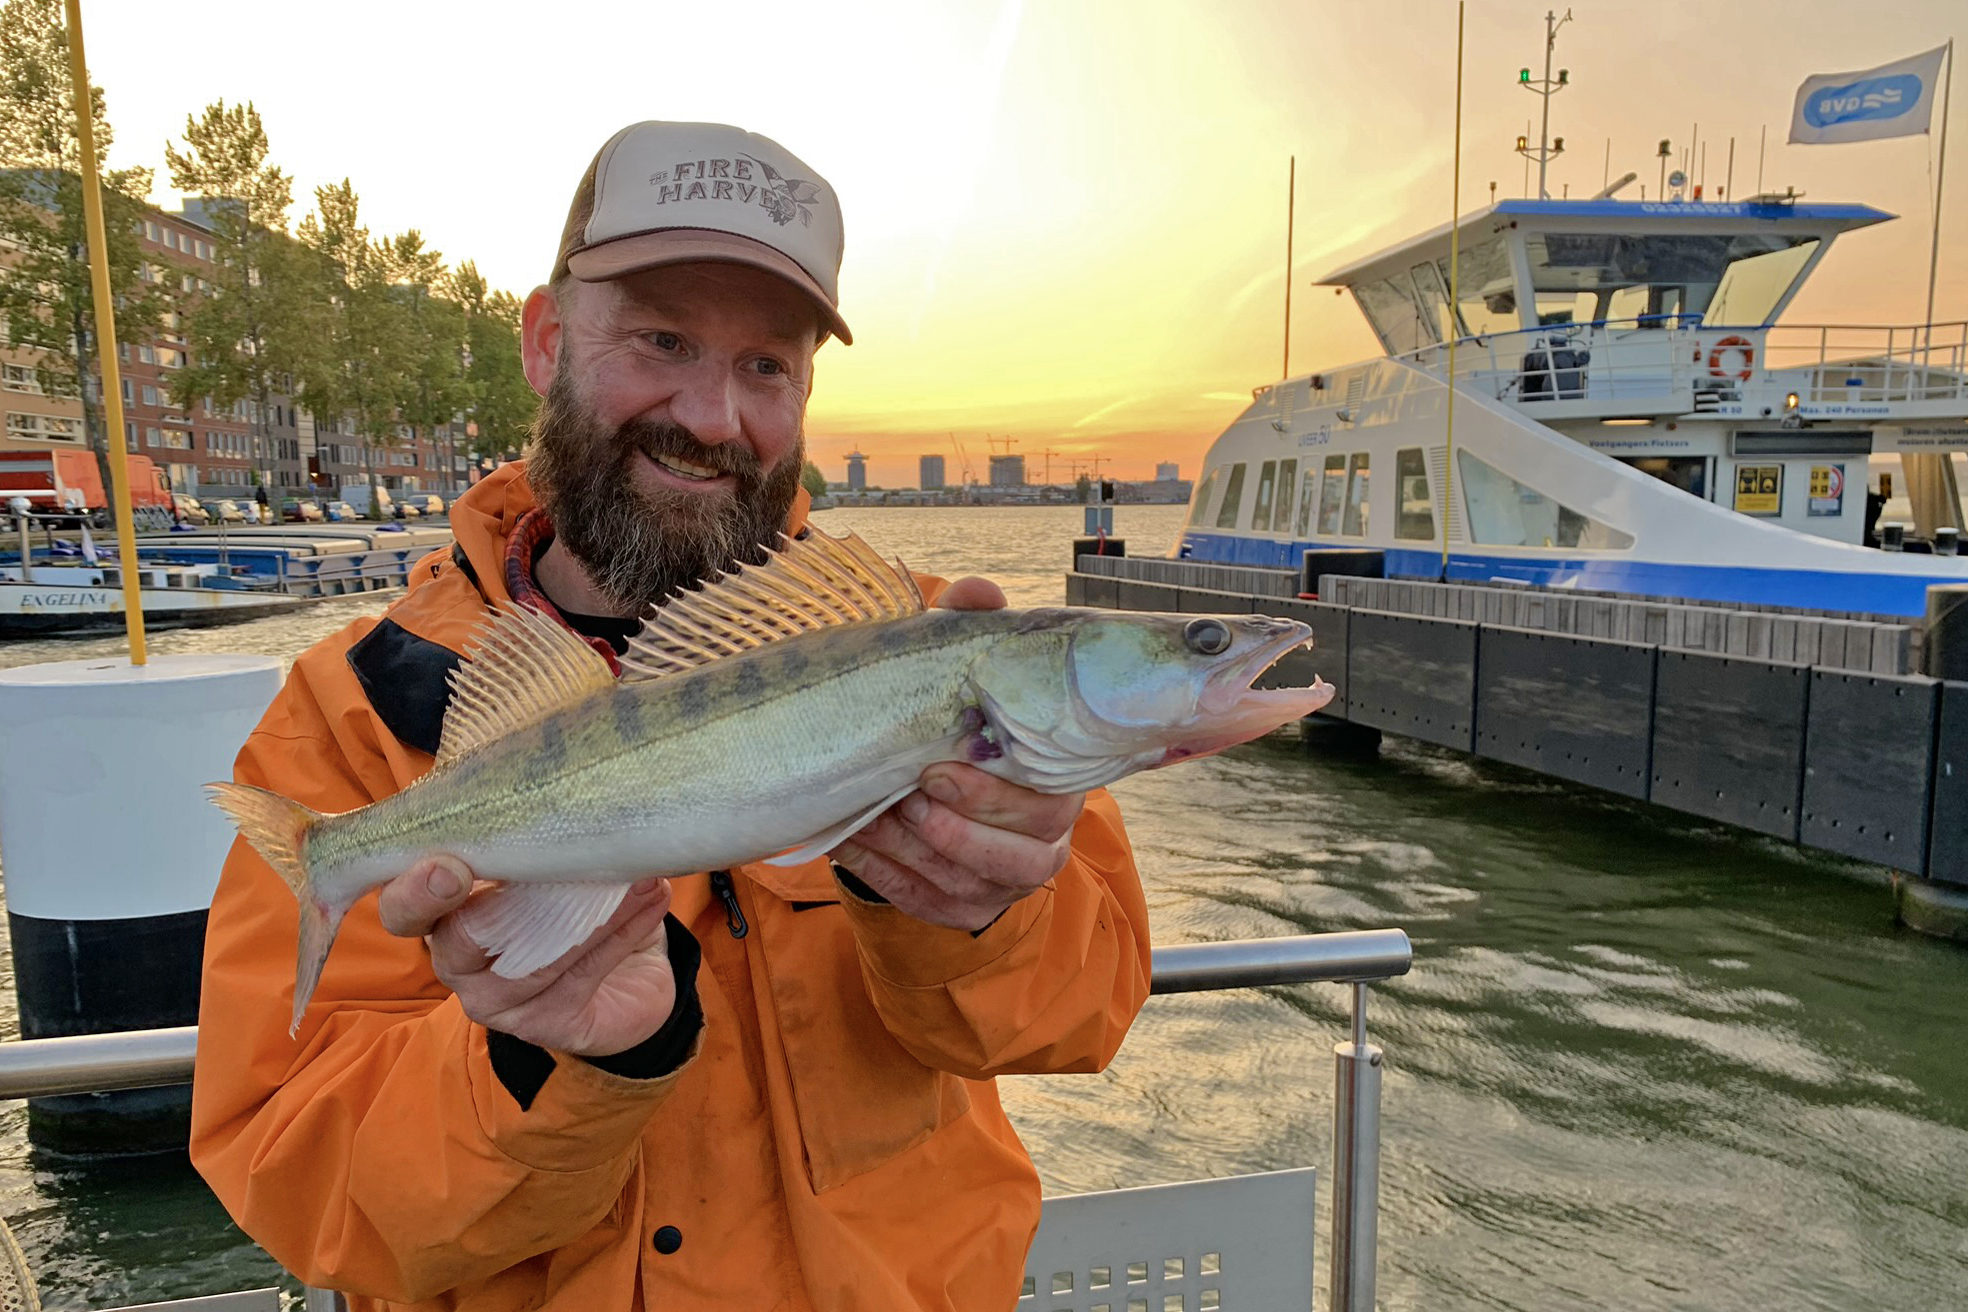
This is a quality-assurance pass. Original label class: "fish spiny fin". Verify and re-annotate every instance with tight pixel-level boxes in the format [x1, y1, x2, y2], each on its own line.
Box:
[437, 604, 617, 765]
[455, 881, 637, 979]
[204, 782, 343, 1035]
[621, 528, 925, 681]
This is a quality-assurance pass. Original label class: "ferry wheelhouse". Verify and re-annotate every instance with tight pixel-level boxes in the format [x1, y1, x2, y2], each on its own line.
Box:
[1177, 197, 1968, 617]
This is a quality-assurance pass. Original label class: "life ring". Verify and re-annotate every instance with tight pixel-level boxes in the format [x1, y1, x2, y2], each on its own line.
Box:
[1707, 336, 1755, 382]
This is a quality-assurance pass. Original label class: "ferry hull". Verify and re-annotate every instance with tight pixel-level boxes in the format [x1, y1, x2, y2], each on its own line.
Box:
[0, 582, 305, 638]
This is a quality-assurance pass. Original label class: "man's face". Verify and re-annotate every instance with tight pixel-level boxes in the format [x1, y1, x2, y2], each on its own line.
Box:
[522, 263, 820, 611]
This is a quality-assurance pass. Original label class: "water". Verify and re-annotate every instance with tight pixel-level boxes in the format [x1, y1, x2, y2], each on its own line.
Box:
[3, 504, 1966, 1310]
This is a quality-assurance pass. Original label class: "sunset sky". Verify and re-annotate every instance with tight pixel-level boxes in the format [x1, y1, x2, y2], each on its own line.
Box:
[82, 0, 1964, 486]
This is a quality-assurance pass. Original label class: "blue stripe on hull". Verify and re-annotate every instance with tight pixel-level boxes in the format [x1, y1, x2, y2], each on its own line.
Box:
[1178, 531, 1958, 618]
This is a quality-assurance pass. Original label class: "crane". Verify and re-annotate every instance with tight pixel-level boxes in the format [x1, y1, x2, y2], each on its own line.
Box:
[986, 435, 1019, 456]
[1031, 447, 1063, 485]
[948, 433, 978, 486]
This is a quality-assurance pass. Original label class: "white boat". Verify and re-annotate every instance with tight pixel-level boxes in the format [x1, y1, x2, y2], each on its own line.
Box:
[1177, 195, 1968, 618]
[0, 558, 303, 637]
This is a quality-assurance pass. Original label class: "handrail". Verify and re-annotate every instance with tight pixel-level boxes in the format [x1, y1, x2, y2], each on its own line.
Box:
[0, 933, 1414, 1100]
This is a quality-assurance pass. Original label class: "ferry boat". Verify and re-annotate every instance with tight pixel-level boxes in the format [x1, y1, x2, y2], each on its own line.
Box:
[1177, 193, 1968, 618]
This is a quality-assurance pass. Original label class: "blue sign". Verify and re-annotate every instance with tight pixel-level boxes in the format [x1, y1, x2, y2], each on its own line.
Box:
[1804, 73, 1924, 129]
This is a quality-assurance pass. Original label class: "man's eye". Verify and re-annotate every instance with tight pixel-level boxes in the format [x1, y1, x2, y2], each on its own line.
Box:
[649, 332, 683, 352]
[753, 358, 783, 376]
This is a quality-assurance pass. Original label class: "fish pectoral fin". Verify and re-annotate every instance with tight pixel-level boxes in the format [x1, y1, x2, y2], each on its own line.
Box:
[761, 785, 921, 867]
[456, 881, 636, 979]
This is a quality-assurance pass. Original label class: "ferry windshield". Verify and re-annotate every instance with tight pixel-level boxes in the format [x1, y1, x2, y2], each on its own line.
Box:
[1523, 232, 1820, 328]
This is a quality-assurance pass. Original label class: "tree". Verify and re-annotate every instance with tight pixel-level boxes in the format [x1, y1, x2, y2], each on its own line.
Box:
[380, 229, 469, 496]
[800, 460, 827, 499]
[0, 0, 171, 475]
[164, 99, 302, 492]
[446, 260, 533, 469]
[1073, 473, 1092, 504]
[292, 180, 409, 516]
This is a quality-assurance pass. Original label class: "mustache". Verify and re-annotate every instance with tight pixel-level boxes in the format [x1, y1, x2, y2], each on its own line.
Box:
[622, 421, 762, 481]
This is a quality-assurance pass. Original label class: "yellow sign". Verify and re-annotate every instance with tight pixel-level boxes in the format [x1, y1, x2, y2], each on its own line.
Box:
[1807, 463, 1845, 517]
[1734, 464, 1783, 516]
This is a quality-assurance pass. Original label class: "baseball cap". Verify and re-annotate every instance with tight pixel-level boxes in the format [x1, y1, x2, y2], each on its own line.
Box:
[553, 121, 852, 345]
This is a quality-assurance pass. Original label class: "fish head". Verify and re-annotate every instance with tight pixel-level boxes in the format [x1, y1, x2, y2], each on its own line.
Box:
[965, 610, 1334, 792]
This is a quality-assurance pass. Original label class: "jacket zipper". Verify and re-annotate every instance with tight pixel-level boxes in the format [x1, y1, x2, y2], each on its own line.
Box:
[709, 870, 748, 939]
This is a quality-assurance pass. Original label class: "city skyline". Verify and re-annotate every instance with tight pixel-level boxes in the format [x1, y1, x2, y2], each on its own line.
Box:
[77, 1, 1966, 486]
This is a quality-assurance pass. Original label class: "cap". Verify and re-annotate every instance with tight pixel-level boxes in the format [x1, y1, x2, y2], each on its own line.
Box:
[554, 121, 851, 345]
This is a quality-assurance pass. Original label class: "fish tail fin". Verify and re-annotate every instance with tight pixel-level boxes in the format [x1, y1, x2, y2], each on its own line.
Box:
[205, 782, 344, 1036]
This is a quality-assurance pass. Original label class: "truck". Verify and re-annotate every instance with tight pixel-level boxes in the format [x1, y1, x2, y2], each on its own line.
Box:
[0, 449, 177, 531]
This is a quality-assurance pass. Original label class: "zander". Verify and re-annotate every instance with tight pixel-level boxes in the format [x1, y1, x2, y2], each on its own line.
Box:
[209, 529, 1333, 1033]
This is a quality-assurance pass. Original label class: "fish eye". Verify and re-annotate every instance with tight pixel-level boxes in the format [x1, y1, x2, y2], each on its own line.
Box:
[1184, 618, 1232, 655]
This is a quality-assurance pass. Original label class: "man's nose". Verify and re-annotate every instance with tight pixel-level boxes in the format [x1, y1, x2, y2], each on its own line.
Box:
[665, 366, 744, 447]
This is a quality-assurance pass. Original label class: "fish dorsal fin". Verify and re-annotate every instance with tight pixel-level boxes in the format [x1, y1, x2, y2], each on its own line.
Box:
[620, 528, 924, 680]
[436, 604, 617, 765]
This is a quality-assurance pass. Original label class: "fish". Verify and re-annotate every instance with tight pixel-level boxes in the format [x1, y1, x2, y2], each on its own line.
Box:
[208, 528, 1334, 1033]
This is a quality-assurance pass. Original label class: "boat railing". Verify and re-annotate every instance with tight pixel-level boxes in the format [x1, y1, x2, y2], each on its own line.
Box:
[1377, 317, 1968, 416]
[0, 929, 1414, 1312]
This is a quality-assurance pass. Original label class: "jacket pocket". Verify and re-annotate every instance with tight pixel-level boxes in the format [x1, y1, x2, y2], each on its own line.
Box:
[744, 861, 972, 1193]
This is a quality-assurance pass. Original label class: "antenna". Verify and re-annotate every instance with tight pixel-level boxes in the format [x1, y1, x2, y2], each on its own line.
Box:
[1282, 155, 1295, 381]
[1513, 8, 1573, 199]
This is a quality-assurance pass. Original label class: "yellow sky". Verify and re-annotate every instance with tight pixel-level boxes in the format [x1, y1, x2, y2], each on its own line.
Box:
[82, 0, 1965, 485]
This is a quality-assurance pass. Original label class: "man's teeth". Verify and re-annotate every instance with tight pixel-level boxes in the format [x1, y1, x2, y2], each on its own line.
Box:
[655, 453, 720, 481]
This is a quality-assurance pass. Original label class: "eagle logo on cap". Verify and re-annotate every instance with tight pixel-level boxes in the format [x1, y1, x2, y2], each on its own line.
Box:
[743, 154, 822, 228]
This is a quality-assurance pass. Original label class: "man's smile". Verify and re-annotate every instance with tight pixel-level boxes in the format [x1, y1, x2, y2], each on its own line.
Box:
[638, 449, 737, 492]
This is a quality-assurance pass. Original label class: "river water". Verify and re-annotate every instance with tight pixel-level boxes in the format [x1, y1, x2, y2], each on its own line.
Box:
[1, 504, 1964, 1310]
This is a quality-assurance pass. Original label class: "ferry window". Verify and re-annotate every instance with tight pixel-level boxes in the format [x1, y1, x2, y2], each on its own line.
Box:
[1353, 277, 1433, 356]
[1214, 462, 1248, 529]
[1457, 449, 1635, 550]
[1394, 447, 1435, 541]
[1187, 467, 1223, 526]
[1524, 231, 1823, 328]
[1408, 263, 1457, 343]
[1251, 461, 1278, 531]
[1296, 463, 1321, 536]
[1439, 236, 1522, 336]
[1273, 459, 1297, 534]
[1316, 454, 1347, 534]
[1342, 453, 1371, 537]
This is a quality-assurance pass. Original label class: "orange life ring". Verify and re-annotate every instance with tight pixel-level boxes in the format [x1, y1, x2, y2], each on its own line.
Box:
[1707, 335, 1755, 382]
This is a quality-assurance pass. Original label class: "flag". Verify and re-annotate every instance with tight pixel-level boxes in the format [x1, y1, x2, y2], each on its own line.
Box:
[80, 524, 98, 564]
[1789, 45, 1948, 145]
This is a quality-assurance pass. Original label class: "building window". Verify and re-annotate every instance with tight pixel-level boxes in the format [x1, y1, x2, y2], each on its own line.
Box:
[146, 427, 162, 447]
[141, 385, 159, 406]
[2, 363, 41, 393]
[138, 344, 155, 364]
[5, 412, 82, 442]
[144, 220, 158, 241]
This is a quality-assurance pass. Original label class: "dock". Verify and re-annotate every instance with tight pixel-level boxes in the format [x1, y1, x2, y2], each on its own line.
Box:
[1068, 553, 1968, 940]
[131, 524, 455, 596]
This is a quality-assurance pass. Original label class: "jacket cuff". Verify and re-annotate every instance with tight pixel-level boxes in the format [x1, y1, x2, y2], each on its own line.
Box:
[839, 881, 1052, 988]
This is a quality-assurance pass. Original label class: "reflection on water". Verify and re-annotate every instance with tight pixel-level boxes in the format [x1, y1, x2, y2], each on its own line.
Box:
[2, 504, 1966, 1309]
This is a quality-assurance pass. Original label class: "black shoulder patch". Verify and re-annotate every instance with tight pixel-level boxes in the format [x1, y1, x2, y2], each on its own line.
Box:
[346, 618, 462, 756]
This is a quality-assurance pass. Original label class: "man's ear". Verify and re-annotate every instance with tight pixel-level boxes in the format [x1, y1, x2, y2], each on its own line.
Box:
[520, 286, 563, 396]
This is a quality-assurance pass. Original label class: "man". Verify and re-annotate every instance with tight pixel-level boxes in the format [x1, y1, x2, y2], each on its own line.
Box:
[190, 121, 1151, 1311]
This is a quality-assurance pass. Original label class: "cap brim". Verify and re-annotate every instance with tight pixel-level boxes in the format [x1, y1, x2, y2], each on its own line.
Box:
[566, 229, 852, 345]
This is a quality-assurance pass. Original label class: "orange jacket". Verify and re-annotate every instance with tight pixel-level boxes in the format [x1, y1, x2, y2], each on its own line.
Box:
[190, 464, 1152, 1311]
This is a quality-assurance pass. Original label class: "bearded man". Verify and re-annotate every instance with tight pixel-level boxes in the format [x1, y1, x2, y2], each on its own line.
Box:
[189, 121, 1151, 1311]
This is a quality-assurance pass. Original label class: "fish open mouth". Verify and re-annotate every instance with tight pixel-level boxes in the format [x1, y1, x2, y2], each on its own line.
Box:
[1162, 622, 1335, 766]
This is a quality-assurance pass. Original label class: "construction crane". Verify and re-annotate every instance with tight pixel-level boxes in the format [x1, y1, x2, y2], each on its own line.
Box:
[986, 435, 1019, 456]
[948, 433, 978, 486]
[1031, 447, 1063, 485]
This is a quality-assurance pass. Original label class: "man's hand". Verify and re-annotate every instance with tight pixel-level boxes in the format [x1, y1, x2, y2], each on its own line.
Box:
[378, 859, 677, 1058]
[831, 574, 1087, 930]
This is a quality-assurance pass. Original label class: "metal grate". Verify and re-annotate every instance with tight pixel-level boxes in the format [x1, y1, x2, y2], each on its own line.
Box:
[1020, 1169, 1316, 1311]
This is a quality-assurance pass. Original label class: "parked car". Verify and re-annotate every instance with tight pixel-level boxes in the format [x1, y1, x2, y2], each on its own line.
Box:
[417, 494, 445, 517]
[324, 500, 358, 522]
[281, 497, 325, 523]
[212, 499, 246, 524]
[240, 500, 263, 524]
[173, 493, 210, 526]
[397, 499, 421, 519]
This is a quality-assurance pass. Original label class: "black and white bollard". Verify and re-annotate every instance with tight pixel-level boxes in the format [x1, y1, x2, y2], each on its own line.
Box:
[0, 654, 280, 1156]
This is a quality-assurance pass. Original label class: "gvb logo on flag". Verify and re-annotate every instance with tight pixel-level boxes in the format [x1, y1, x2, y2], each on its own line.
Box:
[1790, 46, 1948, 145]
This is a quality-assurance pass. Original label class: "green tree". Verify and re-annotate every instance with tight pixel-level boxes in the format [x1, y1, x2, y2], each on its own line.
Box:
[380, 229, 469, 496]
[800, 460, 827, 499]
[1073, 472, 1092, 503]
[163, 99, 300, 492]
[0, 0, 171, 473]
[445, 260, 533, 470]
[292, 180, 408, 516]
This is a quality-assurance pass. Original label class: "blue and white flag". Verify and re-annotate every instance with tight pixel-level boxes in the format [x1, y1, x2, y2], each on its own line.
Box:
[1789, 45, 1948, 145]
[80, 524, 97, 564]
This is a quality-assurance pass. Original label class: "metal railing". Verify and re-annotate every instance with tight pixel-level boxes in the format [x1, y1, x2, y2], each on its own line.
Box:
[0, 930, 1415, 1312]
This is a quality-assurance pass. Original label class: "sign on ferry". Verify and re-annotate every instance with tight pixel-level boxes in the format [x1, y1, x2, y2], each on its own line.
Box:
[1735, 465, 1784, 516]
[1808, 464, 1846, 517]
[1875, 424, 1968, 453]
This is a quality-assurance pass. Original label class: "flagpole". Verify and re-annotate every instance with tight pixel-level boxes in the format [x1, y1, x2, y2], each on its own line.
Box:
[1923, 38, 1953, 348]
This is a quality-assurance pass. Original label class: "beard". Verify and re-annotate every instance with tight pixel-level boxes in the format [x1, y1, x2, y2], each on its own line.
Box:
[525, 361, 804, 613]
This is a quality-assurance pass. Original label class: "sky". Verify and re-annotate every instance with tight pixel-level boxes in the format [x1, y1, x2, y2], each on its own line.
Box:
[76, 0, 1967, 486]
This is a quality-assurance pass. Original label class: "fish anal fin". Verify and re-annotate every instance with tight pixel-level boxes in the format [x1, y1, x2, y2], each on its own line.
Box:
[438, 605, 617, 765]
[761, 785, 921, 867]
[455, 881, 636, 979]
[621, 528, 925, 682]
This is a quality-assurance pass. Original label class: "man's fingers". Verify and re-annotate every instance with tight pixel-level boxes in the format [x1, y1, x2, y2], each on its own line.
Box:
[934, 575, 1007, 611]
[377, 856, 475, 938]
[894, 792, 1071, 891]
[919, 764, 1083, 840]
[426, 877, 669, 994]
